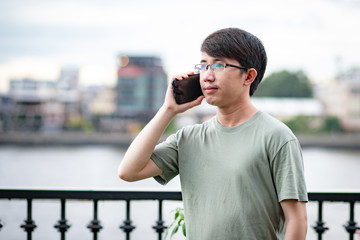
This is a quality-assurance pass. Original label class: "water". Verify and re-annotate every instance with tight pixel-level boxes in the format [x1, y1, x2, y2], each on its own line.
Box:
[0, 146, 359, 240]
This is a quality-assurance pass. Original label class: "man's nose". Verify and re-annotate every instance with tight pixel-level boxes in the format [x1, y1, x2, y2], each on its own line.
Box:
[202, 67, 215, 82]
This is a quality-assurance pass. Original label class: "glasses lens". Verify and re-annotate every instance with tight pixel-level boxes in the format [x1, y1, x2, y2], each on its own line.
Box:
[211, 63, 225, 72]
[195, 64, 208, 73]
[194, 64, 202, 74]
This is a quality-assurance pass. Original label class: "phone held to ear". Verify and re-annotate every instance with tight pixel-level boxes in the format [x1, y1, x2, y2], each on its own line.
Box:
[172, 74, 203, 104]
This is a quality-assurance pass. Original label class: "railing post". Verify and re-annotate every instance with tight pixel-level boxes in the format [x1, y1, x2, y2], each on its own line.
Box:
[54, 198, 71, 240]
[152, 200, 167, 240]
[120, 200, 136, 240]
[343, 201, 360, 240]
[87, 199, 103, 240]
[20, 198, 37, 240]
[312, 200, 328, 240]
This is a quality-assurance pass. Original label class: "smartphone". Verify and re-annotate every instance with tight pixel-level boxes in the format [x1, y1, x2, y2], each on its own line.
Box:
[172, 74, 203, 104]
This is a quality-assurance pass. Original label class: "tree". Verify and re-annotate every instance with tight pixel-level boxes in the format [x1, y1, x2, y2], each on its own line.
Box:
[254, 70, 313, 98]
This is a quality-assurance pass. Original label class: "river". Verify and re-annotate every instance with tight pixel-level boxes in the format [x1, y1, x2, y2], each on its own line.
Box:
[0, 146, 359, 240]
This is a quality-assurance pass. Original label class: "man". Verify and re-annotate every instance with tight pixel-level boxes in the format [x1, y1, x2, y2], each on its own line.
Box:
[118, 28, 308, 240]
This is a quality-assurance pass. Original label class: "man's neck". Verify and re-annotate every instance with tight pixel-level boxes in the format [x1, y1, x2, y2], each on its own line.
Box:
[216, 100, 258, 127]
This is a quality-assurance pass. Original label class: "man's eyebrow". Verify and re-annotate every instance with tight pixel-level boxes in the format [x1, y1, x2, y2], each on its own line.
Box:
[214, 58, 224, 62]
[200, 58, 224, 63]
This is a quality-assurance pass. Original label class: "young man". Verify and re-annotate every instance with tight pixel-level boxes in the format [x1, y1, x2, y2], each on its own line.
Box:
[118, 28, 308, 240]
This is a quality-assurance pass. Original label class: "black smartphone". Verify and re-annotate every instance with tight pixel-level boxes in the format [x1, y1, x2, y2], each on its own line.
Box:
[172, 74, 203, 104]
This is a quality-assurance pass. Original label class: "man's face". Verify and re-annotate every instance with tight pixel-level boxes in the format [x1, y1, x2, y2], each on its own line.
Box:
[199, 52, 248, 108]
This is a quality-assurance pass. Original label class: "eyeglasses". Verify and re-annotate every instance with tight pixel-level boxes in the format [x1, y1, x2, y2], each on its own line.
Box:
[194, 62, 248, 74]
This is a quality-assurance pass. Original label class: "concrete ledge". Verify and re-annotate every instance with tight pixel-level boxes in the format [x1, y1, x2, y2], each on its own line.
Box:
[0, 132, 136, 148]
[0, 132, 359, 149]
[297, 134, 360, 149]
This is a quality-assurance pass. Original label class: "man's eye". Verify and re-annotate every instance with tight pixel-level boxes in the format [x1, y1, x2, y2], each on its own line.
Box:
[213, 63, 224, 69]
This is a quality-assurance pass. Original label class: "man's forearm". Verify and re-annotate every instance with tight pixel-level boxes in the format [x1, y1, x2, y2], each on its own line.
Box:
[284, 219, 307, 240]
[118, 106, 175, 181]
[281, 200, 307, 240]
[118, 75, 203, 182]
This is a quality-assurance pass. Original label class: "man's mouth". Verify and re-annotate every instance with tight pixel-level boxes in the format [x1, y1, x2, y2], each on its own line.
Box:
[203, 85, 218, 93]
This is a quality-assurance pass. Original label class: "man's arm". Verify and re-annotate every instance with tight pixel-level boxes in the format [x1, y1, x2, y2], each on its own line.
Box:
[118, 73, 204, 182]
[280, 199, 307, 240]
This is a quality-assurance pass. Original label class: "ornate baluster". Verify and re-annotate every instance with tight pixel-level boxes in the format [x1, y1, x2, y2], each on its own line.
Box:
[120, 200, 136, 240]
[343, 201, 360, 240]
[152, 200, 167, 240]
[20, 198, 37, 240]
[87, 199, 103, 240]
[54, 199, 71, 240]
[312, 200, 328, 240]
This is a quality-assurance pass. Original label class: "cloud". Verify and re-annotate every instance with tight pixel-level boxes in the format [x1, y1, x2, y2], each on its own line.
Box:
[0, 0, 359, 89]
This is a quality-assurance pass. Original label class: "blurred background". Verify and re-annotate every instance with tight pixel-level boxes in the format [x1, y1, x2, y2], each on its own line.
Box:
[0, 0, 359, 239]
[0, 0, 359, 136]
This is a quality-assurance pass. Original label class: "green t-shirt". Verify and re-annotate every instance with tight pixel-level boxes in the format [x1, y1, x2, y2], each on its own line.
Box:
[152, 111, 308, 240]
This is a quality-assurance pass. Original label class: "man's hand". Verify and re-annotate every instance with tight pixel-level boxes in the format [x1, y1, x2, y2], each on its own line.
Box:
[162, 72, 204, 115]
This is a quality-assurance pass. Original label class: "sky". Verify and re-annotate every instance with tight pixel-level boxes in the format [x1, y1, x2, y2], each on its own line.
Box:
[0, 0, 359, 92]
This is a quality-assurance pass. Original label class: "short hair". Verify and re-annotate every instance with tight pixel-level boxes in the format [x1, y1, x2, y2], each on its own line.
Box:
[201, 28, 267, 96]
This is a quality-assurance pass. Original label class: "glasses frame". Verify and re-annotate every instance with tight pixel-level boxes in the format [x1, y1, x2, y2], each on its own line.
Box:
[194, 62, 248, 74]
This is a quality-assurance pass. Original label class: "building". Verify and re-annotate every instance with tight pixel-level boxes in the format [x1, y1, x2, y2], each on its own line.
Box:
[5, 67, 80, 132]
[175, 97, 324, 129]
[116, 55, 167, 122]
[57, 67, 79, 90]
[338, 68, 360, 131]
[86, 86, 120, 132]
[251, 98, 323, 120]
[316, 68, 360, 132]
[0, 93, 13, 132]
[8, 78, 57, 132]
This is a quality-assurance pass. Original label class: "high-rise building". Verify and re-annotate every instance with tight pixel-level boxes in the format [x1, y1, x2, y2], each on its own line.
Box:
[116, 55, 167, 122]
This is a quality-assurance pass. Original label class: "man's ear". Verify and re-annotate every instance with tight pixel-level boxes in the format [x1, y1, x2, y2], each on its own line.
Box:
[244, 68, 257, 86]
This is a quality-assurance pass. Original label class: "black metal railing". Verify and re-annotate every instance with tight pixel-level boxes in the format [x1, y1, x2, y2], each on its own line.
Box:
[0, 189, 182, 240]
[0, 189, 359, 240]
[308, 192, 360, 240]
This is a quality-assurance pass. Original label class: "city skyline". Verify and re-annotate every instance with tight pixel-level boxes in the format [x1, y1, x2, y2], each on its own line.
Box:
[0, 0, 360, 93]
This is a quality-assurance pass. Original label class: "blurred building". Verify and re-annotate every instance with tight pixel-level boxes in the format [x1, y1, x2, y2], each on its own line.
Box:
[251, 98, 323, 120]
[0, 93, 13, 132]
[175, 97, 324, 129]
[89, 87, 116, 115]
[57, 67, 79, 90]
[3, 67, 80, 132]
[8, 78, 57, 132]
[339, 68, 360, 131]
[316, 68, 360, 132]
[85, 86, 120, 132]
[116, 55, 167, 122]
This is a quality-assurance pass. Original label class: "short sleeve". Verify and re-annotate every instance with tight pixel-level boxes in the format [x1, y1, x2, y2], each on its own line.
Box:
[151, 133, 180, 185]
[271, 139, 308, 202]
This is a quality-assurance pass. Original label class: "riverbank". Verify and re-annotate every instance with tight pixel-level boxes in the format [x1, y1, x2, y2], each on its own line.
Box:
[0, 132, 136, 148]
[0, 132, 359, 149]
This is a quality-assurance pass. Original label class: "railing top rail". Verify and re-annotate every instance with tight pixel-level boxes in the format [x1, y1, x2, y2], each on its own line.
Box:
[1, 188, 360, 202]
[0, 189, 182, 201]
[308, 192, 360, 202]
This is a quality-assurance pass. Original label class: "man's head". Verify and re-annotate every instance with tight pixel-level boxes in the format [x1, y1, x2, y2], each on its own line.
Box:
[201, 28, 267, 96]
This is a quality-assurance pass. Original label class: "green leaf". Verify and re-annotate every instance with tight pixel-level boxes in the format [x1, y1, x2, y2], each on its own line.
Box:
[182, 221, 186, 237]
[174, 210, 180, 220]
[171, 224, 179, 238]
[164, 220, 176, 239]
[165, 207, 186, 239]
